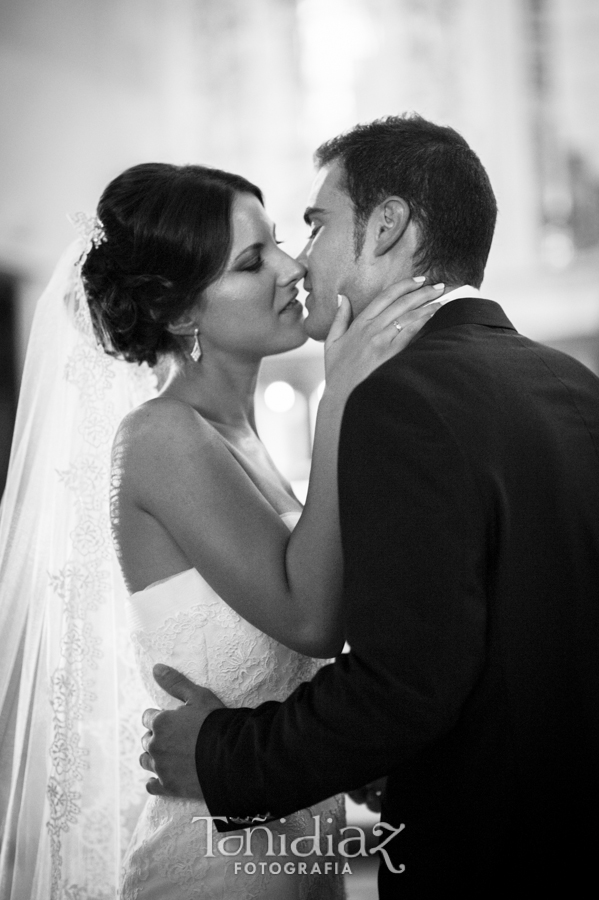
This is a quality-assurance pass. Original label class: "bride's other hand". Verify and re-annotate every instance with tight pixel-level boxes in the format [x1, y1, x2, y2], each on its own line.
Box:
[324, 278, 445, 397]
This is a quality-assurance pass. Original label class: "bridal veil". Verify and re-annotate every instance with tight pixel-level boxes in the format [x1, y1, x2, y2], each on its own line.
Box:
[0, 239, 157, 898]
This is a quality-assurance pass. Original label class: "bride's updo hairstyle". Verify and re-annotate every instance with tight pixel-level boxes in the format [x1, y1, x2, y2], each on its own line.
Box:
[82, 163, 263, 366]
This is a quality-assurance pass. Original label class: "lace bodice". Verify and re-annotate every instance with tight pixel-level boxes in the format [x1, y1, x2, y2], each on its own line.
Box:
[120, 512, 346, 900]
[126, 513, 325, 711]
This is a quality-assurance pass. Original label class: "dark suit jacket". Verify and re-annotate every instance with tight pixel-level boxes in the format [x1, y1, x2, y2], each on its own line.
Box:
[197, 299, 599, 895]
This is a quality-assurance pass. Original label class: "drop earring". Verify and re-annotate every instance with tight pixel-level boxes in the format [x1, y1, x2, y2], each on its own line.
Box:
[190, 327, 202, 362]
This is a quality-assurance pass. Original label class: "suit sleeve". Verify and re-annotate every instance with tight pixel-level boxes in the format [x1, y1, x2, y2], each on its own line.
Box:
[196, 369, 488, 823]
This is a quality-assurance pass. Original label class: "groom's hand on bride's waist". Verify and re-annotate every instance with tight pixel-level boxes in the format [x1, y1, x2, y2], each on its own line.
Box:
[140, 663, 226, 800]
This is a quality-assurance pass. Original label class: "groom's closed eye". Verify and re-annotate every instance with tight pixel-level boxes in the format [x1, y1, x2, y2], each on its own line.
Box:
[303, 206, 326, 229]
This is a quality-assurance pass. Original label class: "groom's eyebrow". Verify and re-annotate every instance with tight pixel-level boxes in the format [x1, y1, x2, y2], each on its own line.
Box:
[303, 206, 326, 225]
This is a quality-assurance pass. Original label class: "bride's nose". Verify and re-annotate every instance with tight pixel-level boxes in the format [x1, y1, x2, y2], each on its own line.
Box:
[278, 256, 307, 286]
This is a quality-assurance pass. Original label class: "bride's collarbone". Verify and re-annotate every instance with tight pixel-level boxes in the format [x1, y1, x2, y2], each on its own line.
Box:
[129, 399, 300, 518]
[205, 422, 300, 516]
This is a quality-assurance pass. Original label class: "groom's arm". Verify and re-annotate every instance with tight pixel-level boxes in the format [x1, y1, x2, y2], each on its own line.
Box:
[196, 367, 487, 824]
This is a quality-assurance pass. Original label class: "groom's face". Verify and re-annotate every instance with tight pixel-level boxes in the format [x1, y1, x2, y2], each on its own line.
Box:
[298, 160, 371, 341]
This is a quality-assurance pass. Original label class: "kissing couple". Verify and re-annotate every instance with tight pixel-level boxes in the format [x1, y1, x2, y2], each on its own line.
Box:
[1, 114, 598, 900]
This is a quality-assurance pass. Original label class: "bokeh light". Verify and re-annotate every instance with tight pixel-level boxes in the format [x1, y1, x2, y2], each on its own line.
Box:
[264, 381, 296, 413]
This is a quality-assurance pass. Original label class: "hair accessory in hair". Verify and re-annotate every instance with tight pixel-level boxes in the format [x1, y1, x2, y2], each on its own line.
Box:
[67, 211, 107, 263]
[66, 212, 108, 340]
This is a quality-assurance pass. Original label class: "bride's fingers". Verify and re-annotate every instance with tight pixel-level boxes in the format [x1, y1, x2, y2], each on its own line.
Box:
[141, 731, 152, 752]
[324, 295, 352, 350]
[366, 303, 439, 357]
[360, 278, 445, 324]
[385, 301, 442, 340]
[373, 289, 444, 335]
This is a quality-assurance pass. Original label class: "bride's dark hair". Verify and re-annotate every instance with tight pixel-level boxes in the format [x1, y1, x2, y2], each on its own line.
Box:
[82, 163, 263, 366]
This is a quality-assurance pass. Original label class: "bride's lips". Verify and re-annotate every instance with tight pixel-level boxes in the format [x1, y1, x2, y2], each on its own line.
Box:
[279, 290, 302, 314]
[279, 299, 302, 315]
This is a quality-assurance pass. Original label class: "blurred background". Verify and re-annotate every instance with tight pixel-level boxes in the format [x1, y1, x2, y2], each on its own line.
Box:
[1, 1, 598, 894]
[1, 0, 599, 500]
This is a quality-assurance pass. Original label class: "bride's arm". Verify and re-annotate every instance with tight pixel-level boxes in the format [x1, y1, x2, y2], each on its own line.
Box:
[118, 280, 442, 658]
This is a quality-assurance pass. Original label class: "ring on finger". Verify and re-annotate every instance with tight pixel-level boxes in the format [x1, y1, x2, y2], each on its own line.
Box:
[393, 320, 403, 334]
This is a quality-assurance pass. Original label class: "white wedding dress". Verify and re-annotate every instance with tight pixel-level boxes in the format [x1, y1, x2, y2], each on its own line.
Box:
[120, 511, 346, 900]
[0, 239, 344, 899]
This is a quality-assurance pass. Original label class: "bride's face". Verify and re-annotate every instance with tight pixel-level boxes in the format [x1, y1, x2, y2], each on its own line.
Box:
[194, 193, 308, 359]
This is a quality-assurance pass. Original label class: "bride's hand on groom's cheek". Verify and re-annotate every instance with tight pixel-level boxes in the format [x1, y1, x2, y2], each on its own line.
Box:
[140, 664, 226, 800]
[324, 278, 444, 396]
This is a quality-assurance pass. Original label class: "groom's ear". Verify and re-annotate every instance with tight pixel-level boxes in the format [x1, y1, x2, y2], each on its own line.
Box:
[372, 197, 411, 258]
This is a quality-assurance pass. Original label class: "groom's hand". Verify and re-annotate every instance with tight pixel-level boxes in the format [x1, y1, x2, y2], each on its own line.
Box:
[140, 663, 226, 799]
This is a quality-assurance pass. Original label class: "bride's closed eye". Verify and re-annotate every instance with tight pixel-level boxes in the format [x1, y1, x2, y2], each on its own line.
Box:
[241, 239, 285, 272]
[241, 256, 264, 273]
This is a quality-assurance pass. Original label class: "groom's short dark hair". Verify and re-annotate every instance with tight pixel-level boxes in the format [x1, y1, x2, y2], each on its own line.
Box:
[315, 114, 497, 288]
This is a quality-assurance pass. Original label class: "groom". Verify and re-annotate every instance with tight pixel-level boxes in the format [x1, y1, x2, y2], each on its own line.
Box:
[141, 115, 599, 895]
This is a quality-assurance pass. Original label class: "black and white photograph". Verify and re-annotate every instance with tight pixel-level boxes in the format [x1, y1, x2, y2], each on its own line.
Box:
[1, 1, 598, 898]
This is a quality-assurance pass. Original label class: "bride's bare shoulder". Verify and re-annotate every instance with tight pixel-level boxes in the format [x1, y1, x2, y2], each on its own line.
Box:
[113, 397, 218, 472]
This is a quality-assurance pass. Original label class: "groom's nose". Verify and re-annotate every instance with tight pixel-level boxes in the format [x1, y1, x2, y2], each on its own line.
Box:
[295, 241, 310, 269]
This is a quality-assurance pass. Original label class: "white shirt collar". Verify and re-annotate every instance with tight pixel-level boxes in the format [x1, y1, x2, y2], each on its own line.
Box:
[438, 284, 481, 306]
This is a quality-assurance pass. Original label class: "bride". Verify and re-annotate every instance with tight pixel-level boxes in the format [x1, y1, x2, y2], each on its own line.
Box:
[0, 161, 440, 899]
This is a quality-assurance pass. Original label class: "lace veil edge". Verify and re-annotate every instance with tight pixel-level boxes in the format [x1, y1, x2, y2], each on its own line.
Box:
[0, 240, 157, 899]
